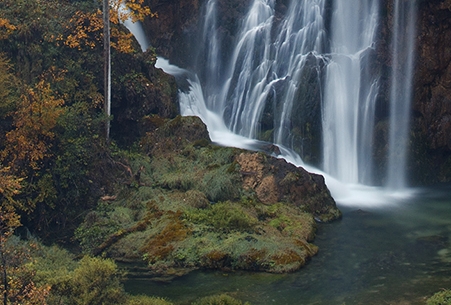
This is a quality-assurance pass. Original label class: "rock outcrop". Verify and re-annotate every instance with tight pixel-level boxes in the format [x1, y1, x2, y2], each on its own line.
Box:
[236, 152, 341, 222]
[111, 50, 179, 146]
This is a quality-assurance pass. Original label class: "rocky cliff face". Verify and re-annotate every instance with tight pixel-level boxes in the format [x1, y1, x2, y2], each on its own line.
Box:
[411, 0, 451, 182]
[143, 0, 201, 66]
[143, 0, 251, 67]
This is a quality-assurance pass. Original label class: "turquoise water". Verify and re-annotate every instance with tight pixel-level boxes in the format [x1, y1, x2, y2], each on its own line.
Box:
[125, 185, 451, 304]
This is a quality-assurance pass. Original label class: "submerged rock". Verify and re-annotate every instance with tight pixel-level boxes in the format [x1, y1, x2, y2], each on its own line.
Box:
[77, 116, 341, 278]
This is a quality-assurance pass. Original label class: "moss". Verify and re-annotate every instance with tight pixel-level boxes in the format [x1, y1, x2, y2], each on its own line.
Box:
[202, 166, 241, 202]
[202, 250, 229, 268]
[192, 138, 211, 148]
[270, 249, 304, 266]
[262, 203, 316, 241]
[141, 213, 191, 263]
[236, 248, 268, 270]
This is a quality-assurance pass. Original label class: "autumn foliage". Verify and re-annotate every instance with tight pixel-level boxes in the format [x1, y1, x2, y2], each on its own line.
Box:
[0, 18, 16, 40]
[62, 0, 155, 53]
[3, 80, 65, 172]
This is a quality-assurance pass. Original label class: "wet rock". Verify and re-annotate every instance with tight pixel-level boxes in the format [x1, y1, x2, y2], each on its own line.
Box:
[236, 152, 342, 222]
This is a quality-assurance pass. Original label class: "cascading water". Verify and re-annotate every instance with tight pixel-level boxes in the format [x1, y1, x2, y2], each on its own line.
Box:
[154, 0, 418, 205]
[322, 0, 380, 185]
[194, 0, 326, 144]
[386, 0, 417, 189]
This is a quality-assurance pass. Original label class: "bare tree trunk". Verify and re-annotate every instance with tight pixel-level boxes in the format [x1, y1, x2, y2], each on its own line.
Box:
[103, 0, 111, 141]
[1, 238, 7, 305]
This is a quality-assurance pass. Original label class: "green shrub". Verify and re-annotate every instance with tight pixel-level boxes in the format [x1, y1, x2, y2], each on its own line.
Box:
[64, 256, 127, 305]
[192, 294, 250, 305]
[33, 244, 77, 284]
[427, 290, 451, 305]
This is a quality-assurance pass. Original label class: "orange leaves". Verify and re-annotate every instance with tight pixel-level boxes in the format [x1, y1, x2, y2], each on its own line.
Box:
[0, 18, 16, 40]
[111, 27, 134, 54]
[7, 280, 51, 305]
[3, 80, 65, 172]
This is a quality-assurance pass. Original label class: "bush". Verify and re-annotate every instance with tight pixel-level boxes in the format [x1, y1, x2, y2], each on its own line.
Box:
[53, 256, 127, 305]
[192, 294, 250, 305]
[427, 290, 451, 305]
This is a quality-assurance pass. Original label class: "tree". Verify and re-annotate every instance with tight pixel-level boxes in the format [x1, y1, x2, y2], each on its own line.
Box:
[0, 166, 51, 305]
[0, 167, 21, 305]
[3, 80, 65, 174]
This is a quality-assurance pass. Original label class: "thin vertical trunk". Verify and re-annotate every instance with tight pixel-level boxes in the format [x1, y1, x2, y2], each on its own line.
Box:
[1, 239, 7, 305]
[103, 0, 111, 141]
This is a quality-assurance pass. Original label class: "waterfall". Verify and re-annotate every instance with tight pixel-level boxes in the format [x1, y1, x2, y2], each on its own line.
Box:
[195, 0, 326, 144]
[120, 3, 150, 51]
[386, 0, 417, 189]
[322, 0, 380, 185]
[153, 0, 418, 204]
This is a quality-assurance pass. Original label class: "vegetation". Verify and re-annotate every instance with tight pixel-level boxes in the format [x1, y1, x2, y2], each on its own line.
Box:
[0, 0, 330, 303]
[427, 290, 451, 305]
[0, 0, 174, 303]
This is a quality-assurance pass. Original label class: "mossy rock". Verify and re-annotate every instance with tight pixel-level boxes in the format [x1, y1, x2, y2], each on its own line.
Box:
[77, 118, 340, 277]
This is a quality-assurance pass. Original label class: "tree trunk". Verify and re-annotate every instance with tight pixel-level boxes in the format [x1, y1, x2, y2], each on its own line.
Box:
[103, 0, 111, 141]
[1, 239, 7, 305]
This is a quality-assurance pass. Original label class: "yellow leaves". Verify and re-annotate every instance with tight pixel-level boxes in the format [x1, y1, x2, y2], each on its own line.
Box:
[0, 17, 16, 40]
[3, 80, 65, 172]
[111, 28, 134, 54]
[64, 10, 103, 50]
